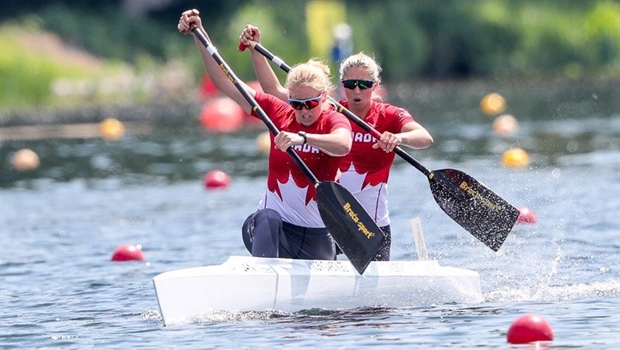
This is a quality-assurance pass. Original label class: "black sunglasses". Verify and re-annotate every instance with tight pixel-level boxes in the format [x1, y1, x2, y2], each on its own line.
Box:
[288, 95, 322, 110]
[341, 79, 375, 90]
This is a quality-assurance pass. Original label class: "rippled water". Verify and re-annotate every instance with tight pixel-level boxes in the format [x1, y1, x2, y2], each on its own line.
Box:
[1, 79, 619, 349]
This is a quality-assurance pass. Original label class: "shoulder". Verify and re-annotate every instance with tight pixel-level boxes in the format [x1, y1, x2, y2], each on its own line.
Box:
[322, 108, 347, 121]
[322, 108, 351, 130]
[377, 102, 408, 116]
[377, 102, 415, 121]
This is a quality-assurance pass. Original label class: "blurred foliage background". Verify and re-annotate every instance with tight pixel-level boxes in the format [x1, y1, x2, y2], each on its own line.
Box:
[0, 0, 618, 112]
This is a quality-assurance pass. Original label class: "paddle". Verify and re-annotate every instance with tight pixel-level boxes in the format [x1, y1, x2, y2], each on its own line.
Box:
[186, 13, 384, 274]
[241, 40, 519, 251]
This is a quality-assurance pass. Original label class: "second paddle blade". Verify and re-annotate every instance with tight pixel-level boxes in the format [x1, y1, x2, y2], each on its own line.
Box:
[429, 169, 520, 251]
[316, 181, 384, 274]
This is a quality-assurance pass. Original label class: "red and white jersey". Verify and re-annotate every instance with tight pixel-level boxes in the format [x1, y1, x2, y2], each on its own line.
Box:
[252, 92, 351, 227]
[337, 100, 415, 226]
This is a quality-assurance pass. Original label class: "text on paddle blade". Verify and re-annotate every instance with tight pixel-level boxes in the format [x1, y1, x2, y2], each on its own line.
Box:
[343, 202, 376, 239]
[459, 181, 502, 211]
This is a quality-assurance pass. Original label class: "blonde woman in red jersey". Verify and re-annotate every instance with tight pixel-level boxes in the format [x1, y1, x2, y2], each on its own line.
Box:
[179, 11, 352, 260]
[239, 25, 433, 261]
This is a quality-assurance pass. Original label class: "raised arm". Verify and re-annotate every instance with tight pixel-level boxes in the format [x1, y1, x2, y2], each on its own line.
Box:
[178, 10, 255, 114]
[239, 25, 289, 101]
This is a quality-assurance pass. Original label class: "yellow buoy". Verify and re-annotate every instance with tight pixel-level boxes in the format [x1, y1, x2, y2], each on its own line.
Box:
[12, 148, 40, 171]
[501, 148, 529, 168]
[255, 131, 271, 154]
[99, 118, 125, 141]
[480, 93, 506, 115]
[492, 114, 519, 136]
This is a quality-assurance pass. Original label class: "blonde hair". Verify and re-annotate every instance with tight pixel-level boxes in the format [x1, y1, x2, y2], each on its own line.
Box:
[339, 52, 382, 82]
[285, 58, 335, 93]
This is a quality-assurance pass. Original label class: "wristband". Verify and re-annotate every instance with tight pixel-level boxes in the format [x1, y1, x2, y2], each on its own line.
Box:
[297, 131, 307, 145]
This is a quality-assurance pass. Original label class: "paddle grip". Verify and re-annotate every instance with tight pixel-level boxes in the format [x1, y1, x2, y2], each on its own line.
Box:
[238, 28, 257, 51]
[179, 9, 200, 35]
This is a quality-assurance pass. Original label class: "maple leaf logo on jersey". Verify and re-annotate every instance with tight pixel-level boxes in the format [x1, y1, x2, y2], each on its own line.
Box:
[267, 171, 316, 205]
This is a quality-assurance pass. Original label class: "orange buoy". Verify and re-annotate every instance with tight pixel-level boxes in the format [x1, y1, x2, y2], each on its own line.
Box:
[12, 148, 40, 171]
[501, 148, 529, 168]
[516, 206, 537, 224]
[99, 118, 125, 141]
[203, 170, 231, 190]
[255, 131, 271, 154]
[507, 314, 553, 344]
[111, 244, 145, 262]
[200, 97, 244, 133]
[492, 114, 519, 136]
[480, 92, 506, 115]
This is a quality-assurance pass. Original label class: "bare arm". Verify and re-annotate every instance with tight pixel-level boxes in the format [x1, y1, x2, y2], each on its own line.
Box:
[273, 128, 352, 157]
[373, 121, 433, 152]
[304, 127, 352, 156]
[398, 121, 434, 149]
[239, 25, 289, 101]
[178, 10, 255, 114]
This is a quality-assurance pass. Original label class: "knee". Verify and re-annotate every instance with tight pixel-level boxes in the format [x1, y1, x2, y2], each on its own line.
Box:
[255, 208, 282, 226]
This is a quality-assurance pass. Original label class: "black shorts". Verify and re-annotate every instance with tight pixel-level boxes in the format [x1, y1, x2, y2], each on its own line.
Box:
[242, 209, 336, 260]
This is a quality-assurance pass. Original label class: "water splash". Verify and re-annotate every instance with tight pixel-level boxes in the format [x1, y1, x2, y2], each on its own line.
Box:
[484, 278, 620, 302]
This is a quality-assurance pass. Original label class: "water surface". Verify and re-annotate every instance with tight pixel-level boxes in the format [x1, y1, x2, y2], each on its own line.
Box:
[1, 79, 619, 349]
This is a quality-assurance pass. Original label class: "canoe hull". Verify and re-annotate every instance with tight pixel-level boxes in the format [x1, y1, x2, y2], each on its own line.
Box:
[153, 256, 482, 326]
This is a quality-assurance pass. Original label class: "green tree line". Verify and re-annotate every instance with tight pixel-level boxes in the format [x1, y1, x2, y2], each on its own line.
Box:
[6, 0, 618, 77]
[1, 0, 618, 110]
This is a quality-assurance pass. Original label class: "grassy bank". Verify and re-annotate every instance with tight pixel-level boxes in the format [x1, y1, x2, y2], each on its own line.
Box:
[0, 22, 194, 115]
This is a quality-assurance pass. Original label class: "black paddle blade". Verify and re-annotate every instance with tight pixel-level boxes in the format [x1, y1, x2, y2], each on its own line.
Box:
[429, 169, 520, 251]
[316, 182, 384, 274]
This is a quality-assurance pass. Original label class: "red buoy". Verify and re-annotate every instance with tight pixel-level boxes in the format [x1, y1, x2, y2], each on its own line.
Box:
[200, 97, 244, 133]
[203, 170, 231, 190]
[507, 314, 554, 344]
[516, 206, 537, 224]
[245, 80, 263, 94]
[199, 75, 219, 99]
[111, 244, 145, 262]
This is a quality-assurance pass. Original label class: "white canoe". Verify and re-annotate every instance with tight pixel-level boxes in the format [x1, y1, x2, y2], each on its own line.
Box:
[153, 255, 483, 326]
